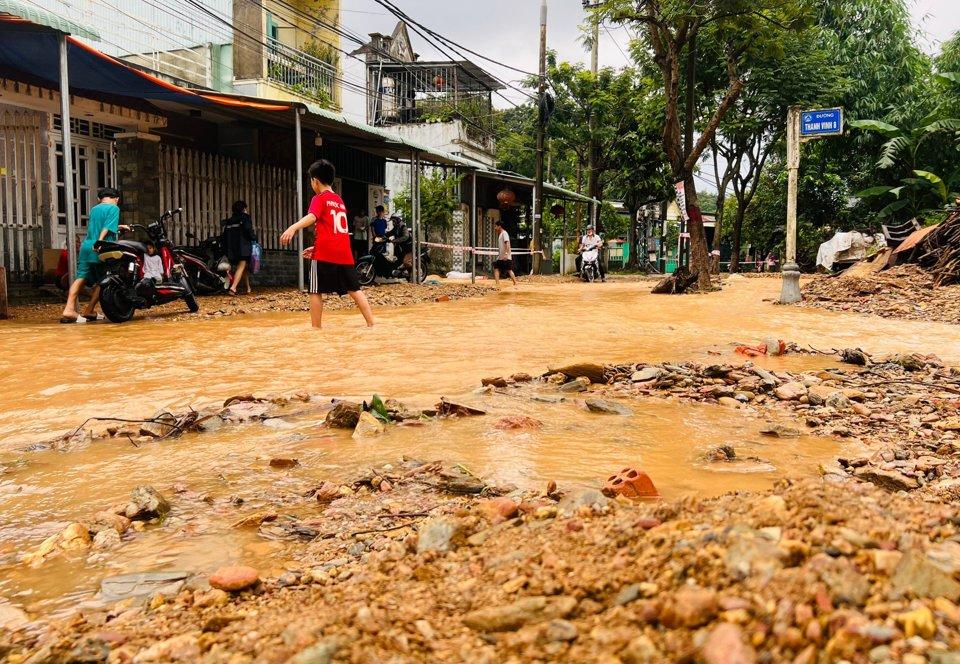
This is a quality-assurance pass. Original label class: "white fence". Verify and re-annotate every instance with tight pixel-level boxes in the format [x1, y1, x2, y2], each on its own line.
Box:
[159, 145, 298, 251]
[0, 106, 45, 282]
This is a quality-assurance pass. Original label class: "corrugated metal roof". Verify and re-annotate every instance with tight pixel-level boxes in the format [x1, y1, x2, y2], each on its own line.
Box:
[0, 0, 100, 40]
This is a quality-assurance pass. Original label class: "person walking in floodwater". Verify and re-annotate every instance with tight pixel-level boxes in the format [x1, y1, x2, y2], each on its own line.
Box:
[221, 200, 257, 295]
[280, 159, 375, 329]
[493, 219, 518, 288]
[60, 187, 127, 323]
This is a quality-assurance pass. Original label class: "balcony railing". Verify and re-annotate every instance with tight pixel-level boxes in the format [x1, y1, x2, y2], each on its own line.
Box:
[265, 36, 336, 107]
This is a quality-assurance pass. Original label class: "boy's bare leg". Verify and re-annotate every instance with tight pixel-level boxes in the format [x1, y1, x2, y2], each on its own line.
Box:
[349, 290, 375, 327]
[309, 293, 324, 328]
[81, 285, 101, 317]
[508, 270, 518, 286]
[243, 270, 252, 294]
[62, 278, 86, 318]
[493, 268, 501, 289]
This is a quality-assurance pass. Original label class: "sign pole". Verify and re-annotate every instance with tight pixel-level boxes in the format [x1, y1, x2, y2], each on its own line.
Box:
[60, 34, 77, 280]
[779, 106, 802, 304]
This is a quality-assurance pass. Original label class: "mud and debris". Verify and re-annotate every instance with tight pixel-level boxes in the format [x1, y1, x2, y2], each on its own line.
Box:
[799, 265, 960, 325]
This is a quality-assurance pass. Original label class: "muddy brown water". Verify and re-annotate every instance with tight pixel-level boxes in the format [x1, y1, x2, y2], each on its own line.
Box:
[1, 278, 957, 616]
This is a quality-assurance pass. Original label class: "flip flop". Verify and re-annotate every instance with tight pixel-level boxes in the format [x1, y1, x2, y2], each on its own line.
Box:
[81, 314, 104, 322]
[59, 316, 78, 324]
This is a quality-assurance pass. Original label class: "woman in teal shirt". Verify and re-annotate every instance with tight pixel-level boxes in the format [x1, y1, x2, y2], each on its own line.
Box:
[61, 187, 125, 323]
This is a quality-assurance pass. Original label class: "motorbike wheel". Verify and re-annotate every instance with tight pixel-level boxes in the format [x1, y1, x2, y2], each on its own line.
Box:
[100, 282, 137, 323]
[181, 276, 200, 313]
[586, 268, 595, 283]
[356, 260, 376, 287]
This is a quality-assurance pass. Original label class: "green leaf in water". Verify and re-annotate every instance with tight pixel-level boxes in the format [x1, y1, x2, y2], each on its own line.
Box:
[369, 394, 391, 422]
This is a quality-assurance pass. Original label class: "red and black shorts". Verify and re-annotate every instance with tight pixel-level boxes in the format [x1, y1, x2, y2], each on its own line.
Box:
[309, 260, 361, 295]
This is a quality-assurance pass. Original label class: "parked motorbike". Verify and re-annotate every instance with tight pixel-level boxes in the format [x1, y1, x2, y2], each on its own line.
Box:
[94, 208, 199, 323]
[579, 247, 601, 282]
[356, 233, 429, 286]
[176, 232, 232, 295]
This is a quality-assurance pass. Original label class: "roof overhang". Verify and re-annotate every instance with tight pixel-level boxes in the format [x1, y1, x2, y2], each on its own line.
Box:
[0, 0, 100, 39]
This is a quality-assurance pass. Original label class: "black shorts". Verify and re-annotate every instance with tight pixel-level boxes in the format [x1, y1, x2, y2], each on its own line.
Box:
[493, 259, 513, 273]
[309, 260, 361, 295]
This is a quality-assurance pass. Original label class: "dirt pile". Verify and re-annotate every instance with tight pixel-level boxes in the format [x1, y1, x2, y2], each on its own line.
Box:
[8, 282, 489, 324]
[799, 265, 960, 325]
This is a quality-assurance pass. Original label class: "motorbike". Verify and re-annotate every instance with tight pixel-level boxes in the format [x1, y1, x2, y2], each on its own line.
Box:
[356, 232, 429, 286]
[176, 232, 233, 295]
[94, 208, 199, 323]
[579, 247, 602, 282]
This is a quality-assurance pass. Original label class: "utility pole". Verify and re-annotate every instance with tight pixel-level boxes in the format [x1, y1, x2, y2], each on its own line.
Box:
[779, 106, 802, 303]
[584, 0, 600, 231]
[532, 0, 547, 274]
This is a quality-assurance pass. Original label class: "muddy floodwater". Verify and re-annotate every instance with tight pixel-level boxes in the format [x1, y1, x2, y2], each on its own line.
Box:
[1, 277, 958, 615]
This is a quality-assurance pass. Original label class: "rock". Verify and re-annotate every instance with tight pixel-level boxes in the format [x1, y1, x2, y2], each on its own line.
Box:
[434, 467, 486, 495]
[124, 486, 170, 520]
[479, 497, 519, 524]
[194, 588, 229, 608]
[511, 372, 533, 382]
[417, 517, 462, 553]
[313, 481, 341, 504]
[558, 489, 608, 515]
[699, 623, 756, 664]
[631, 367, 661, 383]
[92, 528, 121, 550]
[435, 399, 487, 417]
[326, 401, 361, 428]
[545, 618, 579, 642]
[0, 604, 29, 631]
[774, 383, 807, 401]
[602, 468, 659, 499]
[99, 571, 190, 603]
[891, 551, 960, 600]
[269, 457, 300, 469]
[660, 586, 718, 628]
[208, 566, 259, 592]
[132, 634, 199, 663]
[584, 398, 632, 415]
[289, 641, 337, 664]
[481, 376, 509, 387]
[855, 468, 920, 492]
[725, 531, 784, 581]
[558, 376, 591, 393]
[705, 445, 737, 462]
[718, 396, 741, 408]
[91, 511, 131, 535]
[896, 606, 936, 639]
[22, 522, 92, 567]
[807, 384, 841, 406]
[612, 584, 642, 607]
[760, 425, 800, 438]
[808, 554, 870, 606]
[621, 635, 661, 663]
[493, 416, 543, 430]
[551, 362, 606, 384]
[461, 595, 577, 632]
[352, 411, 385, 439]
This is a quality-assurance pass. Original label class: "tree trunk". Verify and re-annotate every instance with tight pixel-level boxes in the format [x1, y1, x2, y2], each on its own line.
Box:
[729, 204, 745, 273]
[625, 206, 640, 269]
[684, 176, 711, 289]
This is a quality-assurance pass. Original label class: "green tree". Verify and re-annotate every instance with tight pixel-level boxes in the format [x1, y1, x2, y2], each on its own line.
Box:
[604, 0, 812, 289]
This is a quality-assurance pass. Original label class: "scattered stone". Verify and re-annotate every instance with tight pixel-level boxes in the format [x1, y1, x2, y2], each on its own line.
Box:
[98, 571, 190, 603]
[774, 383, 807, 401]
[584, 398, 632, 415]
[699, 623, 756, 664]
[22, 522, 92, 567]
[124, 486, 170, 520]
[891, 551, 960, 600]
[417, 517, 463, 553]
[352, 411, 385, 439]
[545, 618, 579, 642]
[493, 416, 543, 430]
[0, 604, 29, 631]
[208, 566, 260, 592]
[461, 595, 577, 632]
[435, 399, 487, 417]
[760, 425, 801, 438]
[478, 497, 519, 524]
[92, 528, 121, 550]
[326, 401, 362, 429]
[661, 585, 718, 628]
[481, 376, 509, 387]
[855, 468, 920, 492]
[631, 367, 661, 382]
[289, 641, 338, 664]
[558, 489, 608, 515]
[269, 457, 300, 469]
[130, 633, 199, 662]
[551, 362, 606, 384]
[558, 376, 591, 393]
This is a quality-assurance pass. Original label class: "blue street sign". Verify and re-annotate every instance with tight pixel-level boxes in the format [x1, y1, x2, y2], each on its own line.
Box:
[800, 108, 844, 138]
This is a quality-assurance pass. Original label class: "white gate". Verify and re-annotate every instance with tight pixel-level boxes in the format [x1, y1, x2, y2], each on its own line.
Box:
[0, 106, 45, 282]
[159, 145, 296, 251]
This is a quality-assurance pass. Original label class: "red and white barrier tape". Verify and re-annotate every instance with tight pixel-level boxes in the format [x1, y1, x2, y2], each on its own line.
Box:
[420, 241, 546, 257]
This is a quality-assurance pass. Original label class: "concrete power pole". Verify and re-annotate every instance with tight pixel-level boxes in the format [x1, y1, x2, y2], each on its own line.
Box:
[779, 106, 802, 304]
[532, 0, 547, 273]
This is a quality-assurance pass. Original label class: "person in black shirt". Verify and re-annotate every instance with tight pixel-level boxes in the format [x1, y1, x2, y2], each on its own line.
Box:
[221, 200, 257, 295]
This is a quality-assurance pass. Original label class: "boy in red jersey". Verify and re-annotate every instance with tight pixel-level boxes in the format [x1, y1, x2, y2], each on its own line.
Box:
[280, 159, 375, 328]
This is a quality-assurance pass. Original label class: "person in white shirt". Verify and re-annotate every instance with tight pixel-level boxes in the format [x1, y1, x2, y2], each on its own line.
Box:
[577, 226, 606, 282]
[493, 219, 518, 288]
[143, 242, 164, 283]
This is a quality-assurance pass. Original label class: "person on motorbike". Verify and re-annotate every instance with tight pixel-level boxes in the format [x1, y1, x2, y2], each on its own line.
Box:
[384, 213, 408, 263]
[60, 186, 128, 323]
[577, 226, 606, 282]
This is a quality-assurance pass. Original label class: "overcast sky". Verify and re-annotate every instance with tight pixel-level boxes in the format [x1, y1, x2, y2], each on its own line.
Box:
[338, 0, 960, 123]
